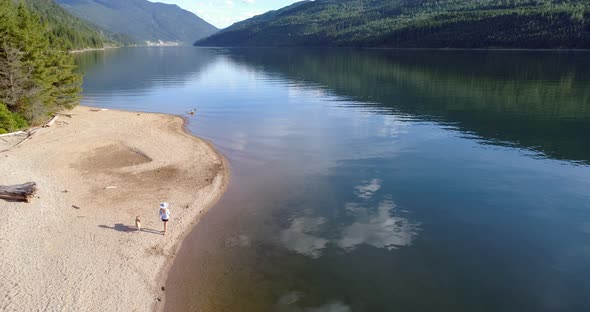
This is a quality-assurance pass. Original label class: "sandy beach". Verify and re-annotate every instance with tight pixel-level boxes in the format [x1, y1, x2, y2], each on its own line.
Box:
[0, 106, 228, 311]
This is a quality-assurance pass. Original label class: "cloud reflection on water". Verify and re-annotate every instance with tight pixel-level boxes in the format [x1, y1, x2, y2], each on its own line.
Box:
[280, 180, 420, 258]
[280, 217, 329, 259]
[339, 199, 418, 251]
[354, 179, 382, 199]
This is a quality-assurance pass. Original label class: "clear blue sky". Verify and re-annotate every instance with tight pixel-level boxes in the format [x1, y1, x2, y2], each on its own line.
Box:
[148, 0, 301, 29]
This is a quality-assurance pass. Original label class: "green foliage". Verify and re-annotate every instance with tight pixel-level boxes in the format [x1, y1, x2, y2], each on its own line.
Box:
[20, 0, 120, 50]
[197, 0, 590, 48]
[0, 102, 27, 133]
[0, 0, 82, 126]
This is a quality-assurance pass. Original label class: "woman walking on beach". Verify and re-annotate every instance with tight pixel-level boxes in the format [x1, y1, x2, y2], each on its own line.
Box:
[159, 202, 170, 235]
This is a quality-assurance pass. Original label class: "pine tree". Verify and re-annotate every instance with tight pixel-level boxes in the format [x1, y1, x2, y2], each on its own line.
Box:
[0, 44, 40, 112]
[46, 48, 81, 111]
[0, 0, 83, 126]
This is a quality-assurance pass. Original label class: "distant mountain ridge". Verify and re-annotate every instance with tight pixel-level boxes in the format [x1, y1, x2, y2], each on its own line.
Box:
[196, 0, 590, 49]
[56, 0, 218, 45]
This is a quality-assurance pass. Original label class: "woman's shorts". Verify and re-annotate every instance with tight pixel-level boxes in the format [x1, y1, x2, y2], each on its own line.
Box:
[161, 219, 169, 222]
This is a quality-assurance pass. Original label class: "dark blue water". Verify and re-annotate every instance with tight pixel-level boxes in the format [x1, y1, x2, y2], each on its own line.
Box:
[76, 47, 590, 312]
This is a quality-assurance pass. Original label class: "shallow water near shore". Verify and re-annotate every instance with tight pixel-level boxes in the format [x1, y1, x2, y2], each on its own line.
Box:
[76, 47, 590, 311]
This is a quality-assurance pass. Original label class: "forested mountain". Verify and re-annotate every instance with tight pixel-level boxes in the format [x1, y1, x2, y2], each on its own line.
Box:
[20, 0, 124, 49]
[1, 0, 83, 133]
[55, 0, 218, 45]
[197, 0, 590, 48]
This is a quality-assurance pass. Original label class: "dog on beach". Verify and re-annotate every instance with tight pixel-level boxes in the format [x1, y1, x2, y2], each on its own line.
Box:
[135, 216, 141, 231]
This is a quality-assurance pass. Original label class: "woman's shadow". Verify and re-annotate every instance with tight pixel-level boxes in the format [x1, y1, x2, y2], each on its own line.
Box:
[98, 224, 162, 235]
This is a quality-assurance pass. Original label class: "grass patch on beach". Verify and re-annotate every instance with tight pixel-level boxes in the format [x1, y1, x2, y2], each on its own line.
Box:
[0, 102, 27, 134]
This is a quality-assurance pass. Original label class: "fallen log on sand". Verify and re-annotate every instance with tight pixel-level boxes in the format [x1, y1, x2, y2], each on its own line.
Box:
[42, 115, 59, 128]
[0, 130, 26, 138]
[0, 182, 37, 202]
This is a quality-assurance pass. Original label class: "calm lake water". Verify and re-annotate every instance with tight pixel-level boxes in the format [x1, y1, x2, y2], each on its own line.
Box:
[76, 47, 590, 312]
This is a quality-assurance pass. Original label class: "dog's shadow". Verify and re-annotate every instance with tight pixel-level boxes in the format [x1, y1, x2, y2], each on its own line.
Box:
[98, 224, 162, 235]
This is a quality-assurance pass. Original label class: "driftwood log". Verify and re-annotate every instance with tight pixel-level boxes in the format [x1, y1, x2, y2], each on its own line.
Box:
[0, 182, 37, 202]
[0, 130, 26, 138]
[42, 115, 58, 128]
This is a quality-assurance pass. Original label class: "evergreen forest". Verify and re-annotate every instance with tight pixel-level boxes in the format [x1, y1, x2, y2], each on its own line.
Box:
[22, 0, 120, 50]
[196, 0, 590, 48]
[0, 0, 82, 133]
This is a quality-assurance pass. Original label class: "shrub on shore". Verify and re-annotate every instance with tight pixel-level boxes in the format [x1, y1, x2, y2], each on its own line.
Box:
[0, 102, 27, 134]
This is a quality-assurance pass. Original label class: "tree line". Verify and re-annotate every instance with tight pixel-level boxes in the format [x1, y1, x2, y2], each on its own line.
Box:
[0, 0, 81, 133]
[22, 0, 113, 50]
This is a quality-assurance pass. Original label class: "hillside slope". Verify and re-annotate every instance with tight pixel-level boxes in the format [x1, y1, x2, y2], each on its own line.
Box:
[21, 0, 122, 49]
[56, 0, 218, 44]
[196, 0, 590, 48]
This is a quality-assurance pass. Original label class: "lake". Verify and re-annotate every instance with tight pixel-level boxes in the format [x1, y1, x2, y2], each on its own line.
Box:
[76, 47, 590, 312]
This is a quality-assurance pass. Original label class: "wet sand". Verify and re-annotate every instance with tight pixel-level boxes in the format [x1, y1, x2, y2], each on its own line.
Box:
[0, 106, 228, 311]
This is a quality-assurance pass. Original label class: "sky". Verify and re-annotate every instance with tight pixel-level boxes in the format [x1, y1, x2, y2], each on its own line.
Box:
[148, 0, 301, 29]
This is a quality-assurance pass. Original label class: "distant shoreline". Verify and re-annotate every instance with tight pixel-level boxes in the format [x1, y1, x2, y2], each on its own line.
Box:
[70, 44, 200, 54]
[72, 45, 590, 53]
[366, 47, 590, 52]
[194, 44, 590, 52]
[69, 46, 118, 54]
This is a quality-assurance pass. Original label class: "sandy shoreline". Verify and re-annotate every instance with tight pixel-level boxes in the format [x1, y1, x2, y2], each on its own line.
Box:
[69, 46, 119, 54]
[0, 106, 229, 311]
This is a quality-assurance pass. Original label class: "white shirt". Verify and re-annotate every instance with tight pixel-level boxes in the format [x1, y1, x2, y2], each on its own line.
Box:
[160, 208, 170, 220]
